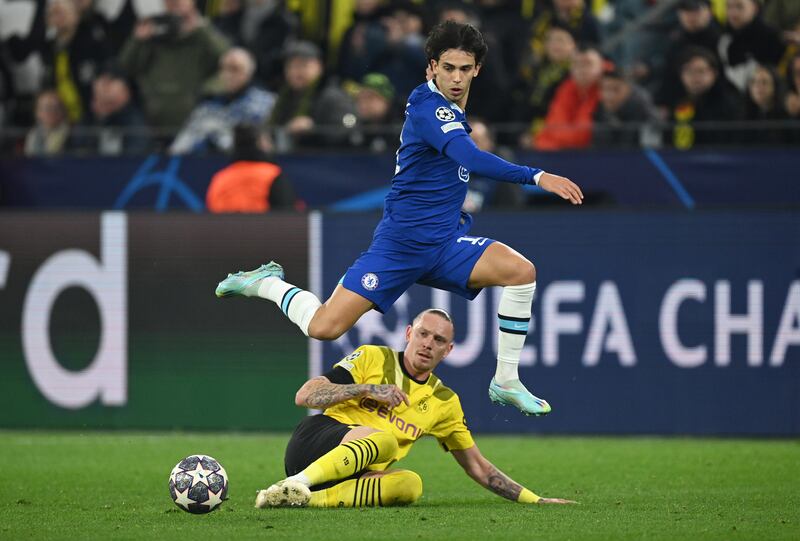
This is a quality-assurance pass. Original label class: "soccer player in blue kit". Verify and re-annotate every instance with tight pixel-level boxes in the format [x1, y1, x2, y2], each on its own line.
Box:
[216, 21, 584, 416]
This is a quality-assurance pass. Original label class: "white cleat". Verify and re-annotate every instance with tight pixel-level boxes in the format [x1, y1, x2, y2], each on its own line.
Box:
[254, 479, 311, 508]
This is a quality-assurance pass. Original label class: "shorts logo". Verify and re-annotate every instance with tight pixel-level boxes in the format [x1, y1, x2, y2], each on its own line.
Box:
[361, 273, 379, 291]
[435, 107, 456, 122]
[458, 166, 470, 182]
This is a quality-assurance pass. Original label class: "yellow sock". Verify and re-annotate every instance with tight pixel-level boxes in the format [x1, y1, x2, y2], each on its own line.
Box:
[302, 431, 398, 487]
[309, 470, 423, 508]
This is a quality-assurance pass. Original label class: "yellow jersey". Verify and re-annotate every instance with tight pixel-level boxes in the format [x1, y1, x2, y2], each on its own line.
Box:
[323, 345, 474, 466]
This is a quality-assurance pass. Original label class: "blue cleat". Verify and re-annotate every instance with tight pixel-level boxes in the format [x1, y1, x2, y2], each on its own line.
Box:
[215, 261, 284, 298]
[489, 378, 551, 416]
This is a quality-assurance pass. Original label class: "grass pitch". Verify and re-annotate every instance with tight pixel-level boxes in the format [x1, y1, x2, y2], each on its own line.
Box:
[1, 432, 798, 540]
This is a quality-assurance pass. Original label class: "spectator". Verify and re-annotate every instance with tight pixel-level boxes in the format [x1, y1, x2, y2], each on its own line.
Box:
[77, 69, 151, 155]
[372, 1, 428, 100]
[119, 0, 230, 133]
[783, 53, 800, 142]
[336, 0, 387, 83]
[526, 0, 601, 66]
[44, 0, 111, 123]
[533, 47, 604, 150]
[170, 48, 275, 155]
[213, 0, 299, 90]
[516, 24, 576, 139]
[719, 0, 785, 92]
[593, 66, 659, 148]
[206, 124, 298, 213]
[742, 63, 790, 144]
[24, 89, 72, 156]
[475, 0, 530, 85]
[762, 0, 800, 33]
[668, 46, 743, 149]
[266, 41, 355, 151]
[348, 72, 401, 152]
[654, 0, 722, 113]
[73, 0, 135, 56]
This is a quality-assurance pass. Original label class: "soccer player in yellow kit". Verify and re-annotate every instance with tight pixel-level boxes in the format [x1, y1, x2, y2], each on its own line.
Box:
[255, 309, 575, 508]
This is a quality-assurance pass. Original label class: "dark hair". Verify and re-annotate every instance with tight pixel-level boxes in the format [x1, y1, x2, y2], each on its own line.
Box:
[231, 123, 267, 161]
[678, 45, 719, 72]
[424, 20, 487, 65]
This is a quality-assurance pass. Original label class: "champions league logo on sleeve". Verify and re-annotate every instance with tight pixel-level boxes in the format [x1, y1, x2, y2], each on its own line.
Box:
[361, 273, 380, 291]
[435, 107, 456, 122]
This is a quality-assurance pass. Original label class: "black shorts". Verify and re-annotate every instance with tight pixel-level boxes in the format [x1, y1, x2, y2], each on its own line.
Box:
[284, 414, 353, 480]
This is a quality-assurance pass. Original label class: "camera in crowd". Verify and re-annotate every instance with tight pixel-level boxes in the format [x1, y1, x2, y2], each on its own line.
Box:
[148, 14, 181, 42]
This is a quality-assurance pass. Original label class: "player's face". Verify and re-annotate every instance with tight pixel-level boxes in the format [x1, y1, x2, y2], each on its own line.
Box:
[404, 313, 454, 377]
[429, 49, 481, 107]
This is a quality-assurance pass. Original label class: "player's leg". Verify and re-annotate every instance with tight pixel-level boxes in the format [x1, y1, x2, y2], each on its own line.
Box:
[308, 469, 423, 508]
[215, 261, 373, 340]
[256, 417, 399, 508]
[468, 242, 551, 416]
[284, 426, 398, 488]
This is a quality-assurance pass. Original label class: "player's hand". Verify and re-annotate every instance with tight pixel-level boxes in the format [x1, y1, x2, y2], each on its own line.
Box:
[537, 173, 584, 205]
[537, 497, 578, 505]
[365, 384, 410, 408]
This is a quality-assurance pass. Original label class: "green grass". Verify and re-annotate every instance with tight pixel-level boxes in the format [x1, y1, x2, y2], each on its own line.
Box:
[1, 432, 798, 540]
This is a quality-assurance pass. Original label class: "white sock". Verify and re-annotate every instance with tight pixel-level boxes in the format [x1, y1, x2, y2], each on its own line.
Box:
[251, 277, 322, 337]
[495, 282, 536, 384]
[285, 472, 311, 487]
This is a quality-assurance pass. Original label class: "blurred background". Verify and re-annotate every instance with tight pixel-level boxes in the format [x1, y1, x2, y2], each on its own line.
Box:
[0, 0, 797, 436]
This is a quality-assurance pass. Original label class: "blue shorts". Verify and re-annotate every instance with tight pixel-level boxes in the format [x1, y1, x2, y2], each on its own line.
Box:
[341, 233, 496, 314]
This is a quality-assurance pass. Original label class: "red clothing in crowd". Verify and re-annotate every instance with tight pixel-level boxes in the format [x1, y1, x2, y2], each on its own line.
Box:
[534, 78, 600, 150]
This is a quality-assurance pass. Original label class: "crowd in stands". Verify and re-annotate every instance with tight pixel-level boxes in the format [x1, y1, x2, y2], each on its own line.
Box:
[1, 0, 799, 159]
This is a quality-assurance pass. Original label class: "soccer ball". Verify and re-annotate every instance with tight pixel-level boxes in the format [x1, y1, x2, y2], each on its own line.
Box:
[168, 454, 229, 514]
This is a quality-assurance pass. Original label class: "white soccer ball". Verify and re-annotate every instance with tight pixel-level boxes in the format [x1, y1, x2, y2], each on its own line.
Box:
[168, 454, 229, 514]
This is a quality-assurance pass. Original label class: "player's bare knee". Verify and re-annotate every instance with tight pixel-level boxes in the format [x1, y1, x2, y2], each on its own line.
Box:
[308, 318, 347, 341]
[510, 259, 535, 285]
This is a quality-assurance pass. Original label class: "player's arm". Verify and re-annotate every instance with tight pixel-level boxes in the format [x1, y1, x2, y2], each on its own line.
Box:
[442, 136, 584, 205]
[450, 444, 576, 505]
[294, 375, 409, 410]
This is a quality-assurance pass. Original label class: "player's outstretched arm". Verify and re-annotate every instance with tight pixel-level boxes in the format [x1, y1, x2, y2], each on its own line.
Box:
[537, 172, 584, 205]
[295, 376, 409, 410]
[451, 445, 576, 505]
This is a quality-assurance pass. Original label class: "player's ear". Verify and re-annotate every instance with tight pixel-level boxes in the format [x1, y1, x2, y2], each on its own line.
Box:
[474, 63, 481, 77]
[405, 324, 413, 342]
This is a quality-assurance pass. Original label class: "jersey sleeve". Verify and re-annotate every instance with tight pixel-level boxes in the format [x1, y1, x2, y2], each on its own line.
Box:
[429, 394, 475, 452]
[330, 345, 377, 384]
[409, 96, 469, 153]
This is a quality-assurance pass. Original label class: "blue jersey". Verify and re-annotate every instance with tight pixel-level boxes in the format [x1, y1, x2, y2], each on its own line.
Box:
[374, 80, 474, 246]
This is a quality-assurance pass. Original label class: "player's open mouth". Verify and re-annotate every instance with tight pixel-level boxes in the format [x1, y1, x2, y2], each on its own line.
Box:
[450, 88, 462, 95]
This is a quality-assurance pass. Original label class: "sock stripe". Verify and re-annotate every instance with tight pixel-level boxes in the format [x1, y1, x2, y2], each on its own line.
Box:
[280, 287, 302, 315]
[342, 443, 362, 473]
[377, 479, 383, 507]
[352, 440, 371, 469]
[358, 439, 377, 464]
[352, 479, 360, 507]
[370, 477, 377, 506]
[359, 477, 368, 506]
[362, 438, 379, 464]
[498, 313, 530, 322]
[498, 314, 530, 335]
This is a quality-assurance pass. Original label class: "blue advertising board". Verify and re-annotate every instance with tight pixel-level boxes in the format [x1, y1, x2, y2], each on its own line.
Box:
[316, 211, 800, 435]
[1, 149, 798, 210]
